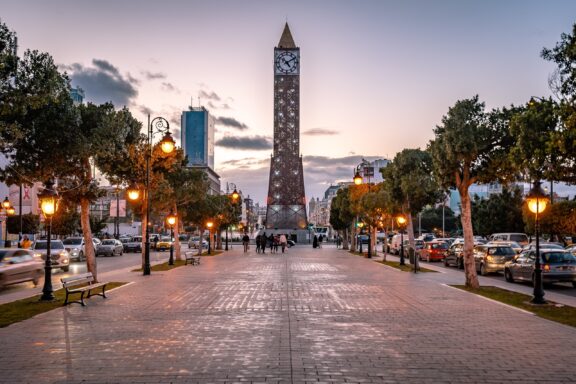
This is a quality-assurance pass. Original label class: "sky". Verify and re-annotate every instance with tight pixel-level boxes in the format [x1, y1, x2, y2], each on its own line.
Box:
[2, 0, 576, 204]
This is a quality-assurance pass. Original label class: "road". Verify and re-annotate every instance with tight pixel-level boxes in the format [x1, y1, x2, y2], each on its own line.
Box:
[0, 245, 191, 303]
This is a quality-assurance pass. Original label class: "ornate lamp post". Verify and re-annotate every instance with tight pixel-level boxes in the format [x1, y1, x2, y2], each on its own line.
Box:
[526, 180, 549, 304]
[206, 220, 214, 255]
[38, 180, 59, 301]
[2, 197, 15, 247]
[353, 160, 373, 258]
[225, 182, 240, 251]
[166, 210, 177, 266]
[127, 116, 175, 276]
[396, 214, 407, 266]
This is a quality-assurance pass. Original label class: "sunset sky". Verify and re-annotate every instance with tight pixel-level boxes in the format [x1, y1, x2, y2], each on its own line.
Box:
[2, 0, 576, 204]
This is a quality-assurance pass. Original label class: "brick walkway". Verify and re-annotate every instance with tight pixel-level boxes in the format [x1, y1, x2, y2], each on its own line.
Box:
[1, 246, 575, 383]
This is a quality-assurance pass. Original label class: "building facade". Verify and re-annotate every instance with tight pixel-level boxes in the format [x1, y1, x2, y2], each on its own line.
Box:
[265, 23, 307, 230]
[181, 106, 220, 195]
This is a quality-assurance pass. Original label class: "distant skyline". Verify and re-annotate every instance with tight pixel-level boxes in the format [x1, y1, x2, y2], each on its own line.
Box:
[2, 1, 576, 204]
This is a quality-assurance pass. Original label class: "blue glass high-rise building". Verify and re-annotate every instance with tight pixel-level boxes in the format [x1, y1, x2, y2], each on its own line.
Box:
[181, 106, 220, 194]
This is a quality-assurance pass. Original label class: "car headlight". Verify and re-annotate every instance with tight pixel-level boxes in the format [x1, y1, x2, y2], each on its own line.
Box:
[71, 249, 79, 256]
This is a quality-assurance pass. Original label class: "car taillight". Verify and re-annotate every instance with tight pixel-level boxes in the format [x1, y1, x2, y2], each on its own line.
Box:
[543, 264, 550, 272]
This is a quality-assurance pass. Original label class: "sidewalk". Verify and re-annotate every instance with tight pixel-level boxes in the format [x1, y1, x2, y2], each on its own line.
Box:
[0, 245, 574, 383]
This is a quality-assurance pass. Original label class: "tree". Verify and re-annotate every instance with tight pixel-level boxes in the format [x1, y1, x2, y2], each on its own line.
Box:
[329, 187, 355, 250]
[541, 23, 576, 184]
[382, 148, 441, 252]
[6, 214, 39, 236]
[428, 96, 517, 288]
[470, 187, 525, 237]
[417, 205, 457, 236]
[523, 200, 576, 238]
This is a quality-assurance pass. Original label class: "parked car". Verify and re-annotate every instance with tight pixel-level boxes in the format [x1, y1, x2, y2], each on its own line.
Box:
[123, 236, 143, 253]
[566, 244, 576, 256]
[418, 241, 449, 262]
[504, 249, 576, 287]
[156, 236, 173, 251]
[0, 248, 43, 289]
[487, 241, 523, 254]
[444, 242, 465, 269]
[489, 233, 529, 246]
[31, 240, 70, 272]
[96, 239, 124, 257]
[473, 244, 516, 275]
[62, 237, 99, 262]
[188, 236, 208, 249]
[390, 233, 408, 255]
[522, 242, 564, 252]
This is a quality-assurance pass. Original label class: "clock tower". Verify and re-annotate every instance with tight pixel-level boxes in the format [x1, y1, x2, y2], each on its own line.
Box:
[265, 23, 308, 231]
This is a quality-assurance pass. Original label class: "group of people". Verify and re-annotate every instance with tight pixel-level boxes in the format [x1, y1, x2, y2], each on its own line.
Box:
[255, 232, 289, 253]
[312, 234, 325, 248]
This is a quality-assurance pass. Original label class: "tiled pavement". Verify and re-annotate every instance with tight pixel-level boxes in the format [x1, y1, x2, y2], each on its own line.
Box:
[1, 246, 575, 384]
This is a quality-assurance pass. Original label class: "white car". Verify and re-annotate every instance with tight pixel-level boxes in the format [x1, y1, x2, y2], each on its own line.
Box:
[62, 237, 99, 261]
[31, 240, 70, 272]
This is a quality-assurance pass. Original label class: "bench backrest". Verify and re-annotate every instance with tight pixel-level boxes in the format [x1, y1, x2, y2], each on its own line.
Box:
[61, 272, 94, 288]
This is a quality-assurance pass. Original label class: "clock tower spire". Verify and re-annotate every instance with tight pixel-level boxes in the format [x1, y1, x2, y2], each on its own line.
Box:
[265, 24, 308, 233]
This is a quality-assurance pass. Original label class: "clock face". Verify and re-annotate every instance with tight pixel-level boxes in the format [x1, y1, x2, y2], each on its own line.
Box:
[275, 51, 299, 75]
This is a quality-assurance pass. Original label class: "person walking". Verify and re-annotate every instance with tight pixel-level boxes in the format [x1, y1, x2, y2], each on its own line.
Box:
[242, 233, 250, 253]
[313, 235, 319, 249]
[318, 234, 323, 248]
[261, 232, 267, 254]
[279, 234, 287, 253]
[255, 234, 261, 253]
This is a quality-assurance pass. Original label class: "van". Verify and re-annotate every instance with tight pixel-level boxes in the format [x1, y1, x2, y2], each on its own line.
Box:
[489, 233, 529, 246]
[390, 234, 409, 255]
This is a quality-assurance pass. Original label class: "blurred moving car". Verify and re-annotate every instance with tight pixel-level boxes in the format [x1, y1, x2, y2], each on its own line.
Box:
[96, 239, 124, 257]
[418, 241, 449, 262]
[0, 248, 43, 289]
[31, 240, 70, 272]
[473, 244, 516, 275]
[156, 236, 173, 252]
[287, 239, 296, 247]
[504, 249, 576, 287]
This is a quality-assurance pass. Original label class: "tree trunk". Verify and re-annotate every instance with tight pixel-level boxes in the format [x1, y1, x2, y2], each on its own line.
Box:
[342, 229, 350, 250]
[370, 226, 377, 256]
[407, 210, 415, 249]
[80, 197, 98, 282]
[350, 222, 357, 251]
[459, 186, 480, 289]
[216, 231, 222, 250]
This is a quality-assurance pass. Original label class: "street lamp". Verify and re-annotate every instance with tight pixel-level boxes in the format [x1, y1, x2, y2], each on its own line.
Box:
[225, 182, 240, 251]
[526, 180, 549, 305]
[166, 210, 177, 266]
[206, 221, 214, 255]
[1, 197, 15, 247]
[396, 214, 407, 266]
[353, 159, 373, 258]
[127, 115, 175, 276]
[38, 180, 59, 301]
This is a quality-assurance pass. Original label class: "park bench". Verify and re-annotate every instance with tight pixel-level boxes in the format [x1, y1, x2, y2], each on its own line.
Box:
[60, 272, 108, 306]
[185, 251, 201, 266]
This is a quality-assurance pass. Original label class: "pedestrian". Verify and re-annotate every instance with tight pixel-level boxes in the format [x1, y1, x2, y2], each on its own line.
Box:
[20, 235, 32, 249]
[318, 234, 323, 248]
[268, 233, 274, 253]
[313, 235, 319, 248]
[273, 235, 280, 253]
[242, 233, 250, 253]
[255, 234, 261, 253]
[279, 233, 287, 253]
[336, 235, 341, 249]
[261, 232, 267, 254]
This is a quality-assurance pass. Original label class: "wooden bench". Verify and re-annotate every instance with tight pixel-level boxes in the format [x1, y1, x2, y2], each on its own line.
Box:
[60, 272, 108, 306]
[185, 251, 201, 266]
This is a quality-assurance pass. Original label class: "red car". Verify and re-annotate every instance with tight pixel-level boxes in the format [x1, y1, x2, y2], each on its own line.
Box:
[418, 241, 449, 262]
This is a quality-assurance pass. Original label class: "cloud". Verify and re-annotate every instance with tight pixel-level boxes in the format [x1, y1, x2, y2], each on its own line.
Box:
[137, 105, 153, 116]
[199, 90, 221, 101]
[65, 58, 138, 106]
[207, 101, 231, 110]
[216, 116, 248, 130]
[142, 71, 166, 80]
[215, 135, 272, 150]
[161, 82, 179, 93]
[220, 157, 269, 168]
[302, 127, 339, 136]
